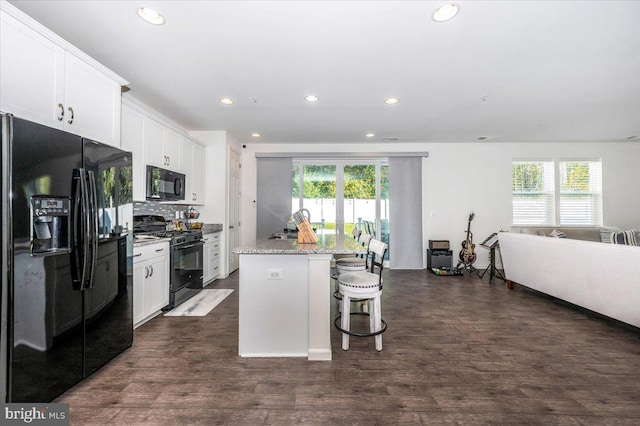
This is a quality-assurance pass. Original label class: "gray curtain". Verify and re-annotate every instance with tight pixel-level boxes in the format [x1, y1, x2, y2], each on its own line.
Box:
[389, 157, 423, 269]
[256, 157, 293, 239]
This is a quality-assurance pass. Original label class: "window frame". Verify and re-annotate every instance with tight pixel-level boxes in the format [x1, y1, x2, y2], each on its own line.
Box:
[511, 158, 603, 227]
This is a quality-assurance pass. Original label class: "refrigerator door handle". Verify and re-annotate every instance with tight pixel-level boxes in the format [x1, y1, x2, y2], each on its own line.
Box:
[71, 170, 82, 289]
[85, 170, 99, 289]
[71, 168, 91, 290]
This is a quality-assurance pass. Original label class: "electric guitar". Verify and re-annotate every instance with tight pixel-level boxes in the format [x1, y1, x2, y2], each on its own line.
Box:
[459, 212, 477, 265]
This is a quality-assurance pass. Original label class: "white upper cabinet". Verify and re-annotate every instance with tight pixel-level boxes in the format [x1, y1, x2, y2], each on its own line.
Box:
[143, 119, 182, 171]
[191, 143, 206, 204]
[120, 103, 145, 201]
[143, 118, 165, 168]
[0, 7, 125, 147]
[178, 139, 205, 205]
[62, 52, 122, 146]
[0, 11, 64, 127]
[122, 98, 207, 203]
[162, 129, 181, 170]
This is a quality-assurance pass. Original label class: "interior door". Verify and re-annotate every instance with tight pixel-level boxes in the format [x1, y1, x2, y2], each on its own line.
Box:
[228, 147, 241, 273]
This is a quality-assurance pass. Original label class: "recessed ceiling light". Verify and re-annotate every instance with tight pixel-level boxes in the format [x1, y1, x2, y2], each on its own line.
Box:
[432, 3, 459, 22]
[366, 133, 375, 138]
[305, 95, 319, 102]
[219, 97, 234, 105]
[251, 133, 261, 138]
[385, 97, 399, 105]
[137, 7, 165, 25]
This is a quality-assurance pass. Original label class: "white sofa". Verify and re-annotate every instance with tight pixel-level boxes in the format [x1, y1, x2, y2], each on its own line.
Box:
[499, 232, 640, 328]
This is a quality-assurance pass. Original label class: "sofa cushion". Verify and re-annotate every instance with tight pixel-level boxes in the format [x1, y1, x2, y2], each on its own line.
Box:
[600, 226, 622, 243]
[610, 230, 638, 246]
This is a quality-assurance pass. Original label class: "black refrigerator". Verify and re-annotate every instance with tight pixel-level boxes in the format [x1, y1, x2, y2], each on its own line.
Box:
[1, 114, 134, 402]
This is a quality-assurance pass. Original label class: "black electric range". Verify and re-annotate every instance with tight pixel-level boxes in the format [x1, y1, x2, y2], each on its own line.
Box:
[133, 215, 204, 309]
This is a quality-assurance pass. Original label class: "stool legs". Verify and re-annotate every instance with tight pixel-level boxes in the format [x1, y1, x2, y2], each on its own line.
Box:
[341, 294, 351, 350]
[339, 293, 383, 351]
[373, 295, 382, 351]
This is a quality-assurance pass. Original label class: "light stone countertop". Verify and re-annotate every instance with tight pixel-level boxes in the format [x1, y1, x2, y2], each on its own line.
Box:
[233, 234, 366, 255]
[133, 237, 171, 248]
[201, 223, 223, 233]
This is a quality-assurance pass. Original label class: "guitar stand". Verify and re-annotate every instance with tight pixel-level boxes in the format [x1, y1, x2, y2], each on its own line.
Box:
[456, 261, 482, 279]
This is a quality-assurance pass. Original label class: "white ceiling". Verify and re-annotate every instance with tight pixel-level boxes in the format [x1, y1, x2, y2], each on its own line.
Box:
[8, 0, 640, 144]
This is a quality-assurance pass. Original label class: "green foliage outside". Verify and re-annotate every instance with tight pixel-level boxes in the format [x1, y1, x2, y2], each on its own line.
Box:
[561, 162, 590, 192]
[512, 162, 544, 192]
[513, 162, 591, 192]
[292, 164, 389, 199]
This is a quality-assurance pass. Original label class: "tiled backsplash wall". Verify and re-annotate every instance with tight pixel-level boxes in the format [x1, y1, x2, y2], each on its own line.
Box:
[133, 201, 185, 220]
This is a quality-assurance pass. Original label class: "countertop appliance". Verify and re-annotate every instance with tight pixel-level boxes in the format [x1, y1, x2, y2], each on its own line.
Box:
[146, 165, 185, 201]
[133, 215, 203, 310]
[1, 115, 134, 402]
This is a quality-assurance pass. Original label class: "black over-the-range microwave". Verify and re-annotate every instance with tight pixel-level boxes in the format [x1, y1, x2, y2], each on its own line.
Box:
[146, 165, 186, 201]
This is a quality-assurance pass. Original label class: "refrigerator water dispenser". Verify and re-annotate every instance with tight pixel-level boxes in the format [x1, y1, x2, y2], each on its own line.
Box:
[30, 196, 71, 255]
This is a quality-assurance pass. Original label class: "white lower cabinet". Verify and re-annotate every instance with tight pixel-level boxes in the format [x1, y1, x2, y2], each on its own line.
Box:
[133, 241, 170, 327]
[203, 232, 221, 285]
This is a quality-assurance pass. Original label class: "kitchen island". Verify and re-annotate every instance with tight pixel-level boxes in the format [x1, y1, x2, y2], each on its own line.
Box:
[233, 235, 366, 361]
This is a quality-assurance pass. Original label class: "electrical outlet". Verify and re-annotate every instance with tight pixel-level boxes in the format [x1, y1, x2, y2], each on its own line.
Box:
[267, 269, 283, 280]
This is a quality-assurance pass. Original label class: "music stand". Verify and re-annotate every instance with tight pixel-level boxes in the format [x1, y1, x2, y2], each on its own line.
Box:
[479, 232, 506, 284]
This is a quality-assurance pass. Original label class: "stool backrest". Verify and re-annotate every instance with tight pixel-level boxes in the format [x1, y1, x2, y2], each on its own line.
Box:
[351, 227, 362, 241]
[360, 233, 372, 247]
[367, 239, 388, 284]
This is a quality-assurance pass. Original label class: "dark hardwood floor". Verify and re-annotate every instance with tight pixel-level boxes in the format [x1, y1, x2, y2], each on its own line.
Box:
[57, 270, 640, 425]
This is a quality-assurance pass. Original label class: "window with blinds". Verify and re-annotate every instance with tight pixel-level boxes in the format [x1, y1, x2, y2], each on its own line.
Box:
[512, 159, 603, 226]
[559, 160, 603, 225]
[512, 161, 555, 225]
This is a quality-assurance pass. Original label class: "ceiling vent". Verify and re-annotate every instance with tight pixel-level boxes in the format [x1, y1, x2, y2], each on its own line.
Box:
[381, 137, 399, 141]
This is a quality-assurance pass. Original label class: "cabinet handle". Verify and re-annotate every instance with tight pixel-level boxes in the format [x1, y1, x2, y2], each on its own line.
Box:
[149, 265, 154, 276]
[155, 248, 164, 252]
[133, 253, 142, 257]
[144, 266, 149, 278]
[67, 106, 74, 124]
[167, 156, 170, 166]
[57, 103, 64, 121]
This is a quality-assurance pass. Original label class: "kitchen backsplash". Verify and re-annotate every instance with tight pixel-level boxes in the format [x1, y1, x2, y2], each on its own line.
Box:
[133, 201, 185, 220]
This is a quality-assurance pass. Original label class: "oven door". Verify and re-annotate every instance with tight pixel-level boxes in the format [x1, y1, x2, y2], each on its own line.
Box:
[171, 240, 204, 293]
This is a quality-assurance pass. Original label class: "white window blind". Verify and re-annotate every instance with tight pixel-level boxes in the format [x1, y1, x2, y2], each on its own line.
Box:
[512, 159, 603, 226]
[512, 161, 555, 225]
[559, 160, 603, 225]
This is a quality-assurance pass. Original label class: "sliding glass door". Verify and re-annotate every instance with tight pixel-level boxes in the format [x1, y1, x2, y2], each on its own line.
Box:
[293, 160, 389, 257]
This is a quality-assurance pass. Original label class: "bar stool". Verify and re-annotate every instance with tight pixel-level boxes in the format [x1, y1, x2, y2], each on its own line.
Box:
[334, 238, 388, 351]
[332, 234, 371, 301]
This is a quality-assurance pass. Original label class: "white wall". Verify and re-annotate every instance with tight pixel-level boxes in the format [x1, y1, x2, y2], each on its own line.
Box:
[240, 141, 640, 269]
